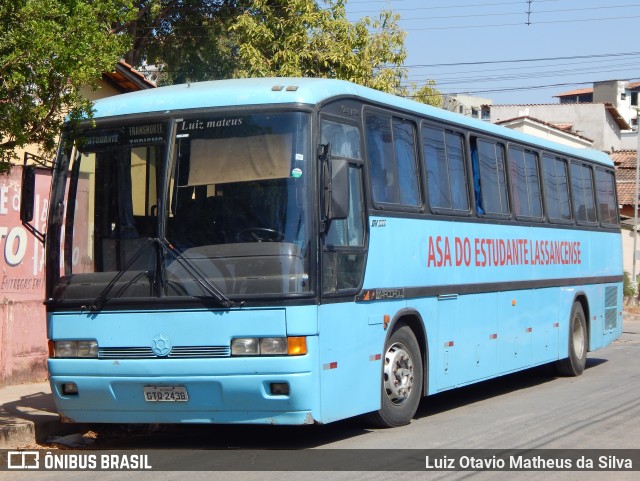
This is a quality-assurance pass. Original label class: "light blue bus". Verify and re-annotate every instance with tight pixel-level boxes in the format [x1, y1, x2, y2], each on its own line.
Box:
[21, 77, 623, 427]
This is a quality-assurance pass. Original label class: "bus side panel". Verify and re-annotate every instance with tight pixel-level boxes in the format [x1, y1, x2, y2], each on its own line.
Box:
[586, 281, 623, 352]
[316, 301, 401, 423]
[444, 293, 499, 388]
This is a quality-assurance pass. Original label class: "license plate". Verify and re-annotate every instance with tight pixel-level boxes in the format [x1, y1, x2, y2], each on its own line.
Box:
[143, 385, 189, 402]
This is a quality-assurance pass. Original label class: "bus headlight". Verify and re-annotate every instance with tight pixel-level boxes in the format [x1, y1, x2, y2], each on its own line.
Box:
[51, 340, 98, 358]
[260, 337, 288, 355]
[231, 337, 307, 356]
[231, 338, 259, 355]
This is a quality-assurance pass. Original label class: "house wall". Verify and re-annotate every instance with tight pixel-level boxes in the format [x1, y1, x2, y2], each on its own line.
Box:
[490, 104, 621, 151]
[1, 70, 154, 387]
[594, 80, 637, 129]
[622, 227, 638, 277]
[621, 131, 640, 150]
[499, 119, 592, 148]
[0, 167, 51, 387]
[79, 82, 121, 101]
[442, 94, 492, 119]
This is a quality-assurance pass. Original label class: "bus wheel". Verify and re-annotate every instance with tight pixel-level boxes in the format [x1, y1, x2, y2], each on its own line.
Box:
[366, 325, 423, 428]
[556, 302, 587, 376]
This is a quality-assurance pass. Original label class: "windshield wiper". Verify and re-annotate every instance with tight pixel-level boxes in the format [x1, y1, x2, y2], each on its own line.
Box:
[157, 238, 236, 308]
[88, 238, 155, 312]
[87, 237, 236, 312]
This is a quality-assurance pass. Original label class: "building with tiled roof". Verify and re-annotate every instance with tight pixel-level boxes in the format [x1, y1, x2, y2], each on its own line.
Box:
[554, 87, 594, 103]
[610, 149, 640, 275]
[611, 150, 639, 218]
[555, 80, 640, 133]
[486, 102, 629, 152]
[494, 115, 593, 149]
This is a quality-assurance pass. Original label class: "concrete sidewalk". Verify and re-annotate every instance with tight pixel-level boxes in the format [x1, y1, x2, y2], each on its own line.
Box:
[0, 381, 65, 448]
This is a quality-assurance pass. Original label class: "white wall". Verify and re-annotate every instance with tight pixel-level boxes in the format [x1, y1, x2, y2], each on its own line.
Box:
[490, 104, 621, 151]
[622, 227, 638, 277]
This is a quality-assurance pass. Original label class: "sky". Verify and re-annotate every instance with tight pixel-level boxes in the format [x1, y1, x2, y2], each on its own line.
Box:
[345, 0, 640, 105]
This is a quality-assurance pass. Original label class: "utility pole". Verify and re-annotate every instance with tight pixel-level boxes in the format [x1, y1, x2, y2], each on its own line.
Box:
[633, 107, 640, 292]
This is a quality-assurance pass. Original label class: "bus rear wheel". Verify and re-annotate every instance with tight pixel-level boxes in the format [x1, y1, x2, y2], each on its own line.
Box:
[556, 301, 587, 376]
[365, 325, 423, 428]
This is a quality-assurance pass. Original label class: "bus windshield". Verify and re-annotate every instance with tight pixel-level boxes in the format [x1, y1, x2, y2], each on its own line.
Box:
[50, 112, 313, 306]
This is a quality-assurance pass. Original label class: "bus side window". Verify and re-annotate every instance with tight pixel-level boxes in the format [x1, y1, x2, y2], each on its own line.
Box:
[365, 112, 421, 208]
[321, 118, 366, 293]
[471, 138, 509, 216]
[571, 162, 597, 224]
[595, 168, 619, 226]
[542, 154, 572, 222]
[508, 146, 542, 219]
[423, 125, 469, 212]
[393, 118, 420, 207]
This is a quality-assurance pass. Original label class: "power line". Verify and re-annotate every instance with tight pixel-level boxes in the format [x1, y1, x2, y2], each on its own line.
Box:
[426, 62, 640, 87]
[404, 50, 640, 69]
[396, 4, 640, 22]
[403, 14, 640, 30]
[408, 55, 640, 78]
[347, 0, 562, 14]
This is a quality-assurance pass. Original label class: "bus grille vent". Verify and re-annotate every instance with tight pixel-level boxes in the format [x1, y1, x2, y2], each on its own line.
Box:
[98, 346, 230, 359]
[604, 286, 618, 330]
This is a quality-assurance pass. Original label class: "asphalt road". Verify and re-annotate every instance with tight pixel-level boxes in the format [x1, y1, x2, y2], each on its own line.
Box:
[3, 314, 639, 481]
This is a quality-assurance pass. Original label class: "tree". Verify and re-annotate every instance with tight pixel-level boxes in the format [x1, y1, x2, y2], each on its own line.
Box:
[119, 0, 441, 104]
[229, 0, 409, 95]
[116, 1, 240, 85]
[407, 79, 441, 107]
[0, 0, 135, 171]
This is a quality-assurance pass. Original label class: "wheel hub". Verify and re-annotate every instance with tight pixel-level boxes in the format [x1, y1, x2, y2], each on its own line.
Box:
[572, 314, 585, 359]
[383, 342, 415, 405]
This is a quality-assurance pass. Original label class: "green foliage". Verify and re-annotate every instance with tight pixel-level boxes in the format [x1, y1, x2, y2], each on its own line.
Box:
[0, 0, 441, 172]
[118, 1, 239, 86]
[0, 0, 134, 171]
[623, 271, 638, 298]
[406, 80, 442, 108]
[121, 1, 441, 102]
[229, 0, 410, 95]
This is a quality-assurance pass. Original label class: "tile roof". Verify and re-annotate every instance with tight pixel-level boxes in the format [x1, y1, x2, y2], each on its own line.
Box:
[611, 150, 638, 169]
[102, 60, 156, 92]
[605, 103, 631, 130]
[617, 180, 638, 206]
[494, 115, 593, 142]
[612, 150, 640, 205]
[554, 87, 594, 98]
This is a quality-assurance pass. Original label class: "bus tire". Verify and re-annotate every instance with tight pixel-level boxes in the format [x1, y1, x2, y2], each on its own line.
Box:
[556, 301, 587, 376]
[365, 325, 423, 428]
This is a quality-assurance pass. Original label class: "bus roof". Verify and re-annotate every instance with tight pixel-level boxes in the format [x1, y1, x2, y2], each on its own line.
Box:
[91, 77, 613, 167]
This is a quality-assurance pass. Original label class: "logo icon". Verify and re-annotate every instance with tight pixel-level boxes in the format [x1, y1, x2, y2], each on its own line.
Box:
[7, 451, 39, 469]
[151, 334, 172, 357]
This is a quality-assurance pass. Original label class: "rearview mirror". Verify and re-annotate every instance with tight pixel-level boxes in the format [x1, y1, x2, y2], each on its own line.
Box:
[326, 158, 349, 221]
[20, 165, 36, 223]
